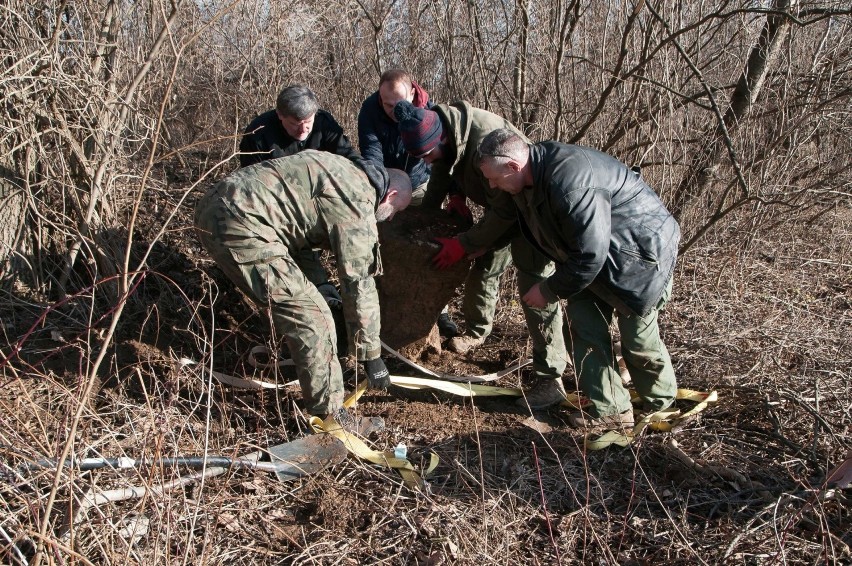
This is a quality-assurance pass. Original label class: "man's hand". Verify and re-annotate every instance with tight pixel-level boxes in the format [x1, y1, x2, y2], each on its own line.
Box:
[522, 283, 550, 309]
[362, 358, 391, 389]
[432, 237, 466, 269]
[445, 194, 473, 226]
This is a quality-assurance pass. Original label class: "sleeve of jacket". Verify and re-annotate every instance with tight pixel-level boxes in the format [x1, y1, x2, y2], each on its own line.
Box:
[319, 113, 361, 161]
[458, 184, 517, 251]
[541, 187, 611, 301]
[357, 103, 387, 167]
[328, 215, 383, 361]
[238, 125, 266, 168]
[421, 160, 453, 209]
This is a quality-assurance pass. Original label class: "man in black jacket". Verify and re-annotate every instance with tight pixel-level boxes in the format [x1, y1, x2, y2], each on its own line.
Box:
[239, 84, 358, 168]
[478, 129, 681, 432]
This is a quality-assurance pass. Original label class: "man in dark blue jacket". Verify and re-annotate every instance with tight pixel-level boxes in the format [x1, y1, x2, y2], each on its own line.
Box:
[239, 85, 358, 168]
[358, 70, 459, 337]
[478, 129, 681, 433]
[358, 69, 433, 204]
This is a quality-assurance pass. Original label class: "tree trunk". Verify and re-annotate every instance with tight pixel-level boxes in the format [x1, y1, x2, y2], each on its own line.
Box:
[670, 0, 794, 218]
[0, 151, 29, 285]
[377, 206, 472, 361]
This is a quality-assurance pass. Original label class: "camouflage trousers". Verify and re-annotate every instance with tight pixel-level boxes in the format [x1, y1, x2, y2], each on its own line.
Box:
[564, 278, 676, 417]
[464, 234, 568, 380]
[194, 195, 343, 415]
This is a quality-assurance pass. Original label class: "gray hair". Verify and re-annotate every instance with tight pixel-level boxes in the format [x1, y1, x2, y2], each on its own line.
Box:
[479, 128, 529, 165]
[276, 85, 320, 119]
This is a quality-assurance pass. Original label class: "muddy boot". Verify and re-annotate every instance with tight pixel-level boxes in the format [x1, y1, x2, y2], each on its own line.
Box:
[516, 378, 568, 409]
[447, 334, 485, 354]
[567, 409, 635, 430]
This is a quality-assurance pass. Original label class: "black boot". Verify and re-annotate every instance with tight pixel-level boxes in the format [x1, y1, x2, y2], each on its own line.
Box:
[437, 312, 459, 338]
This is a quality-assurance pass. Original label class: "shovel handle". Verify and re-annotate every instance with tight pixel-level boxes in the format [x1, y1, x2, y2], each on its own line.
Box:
[22, 456, 277, 473]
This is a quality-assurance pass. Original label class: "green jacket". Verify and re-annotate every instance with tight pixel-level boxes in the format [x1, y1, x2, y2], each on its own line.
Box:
[424, 101, 527, 251]
[198, 150, 383, 360]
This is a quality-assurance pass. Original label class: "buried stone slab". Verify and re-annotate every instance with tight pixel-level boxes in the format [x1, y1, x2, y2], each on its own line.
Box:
[377, 206, 471, 359]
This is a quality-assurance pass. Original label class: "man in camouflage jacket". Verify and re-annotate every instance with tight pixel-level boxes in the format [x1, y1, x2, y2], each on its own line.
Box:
[194, 151, 412, 416]
[394, 100, 568, 410]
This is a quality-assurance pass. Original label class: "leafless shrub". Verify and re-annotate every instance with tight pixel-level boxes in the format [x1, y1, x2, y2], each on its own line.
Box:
[0, 0, 850, 564]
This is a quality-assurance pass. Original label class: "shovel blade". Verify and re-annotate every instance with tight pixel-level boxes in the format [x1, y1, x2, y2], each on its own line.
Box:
[268, 434, 348, 482]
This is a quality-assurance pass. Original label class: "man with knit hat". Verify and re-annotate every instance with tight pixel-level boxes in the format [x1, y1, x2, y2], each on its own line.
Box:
[357, 70, 459, 338]
[194, 151, 412, 421]
[394, 100, 570, 410]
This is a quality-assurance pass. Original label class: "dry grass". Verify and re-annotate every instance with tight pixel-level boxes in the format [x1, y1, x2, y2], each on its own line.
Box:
[1, 204, 850, 564]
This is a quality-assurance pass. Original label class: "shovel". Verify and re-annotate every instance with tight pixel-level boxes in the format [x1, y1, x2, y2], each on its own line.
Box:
[17, 434, 348, 482]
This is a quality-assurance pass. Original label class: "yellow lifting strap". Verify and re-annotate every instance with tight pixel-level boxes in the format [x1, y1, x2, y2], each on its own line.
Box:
[308, 381, 439, 490]
[585, 389, 719, 450]
[385, 376, 717, 451]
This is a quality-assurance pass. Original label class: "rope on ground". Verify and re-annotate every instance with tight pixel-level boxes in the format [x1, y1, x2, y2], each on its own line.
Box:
[584, 389, 719, 450]
[195, 344, 719, 464]
[381, 340, 532, 383]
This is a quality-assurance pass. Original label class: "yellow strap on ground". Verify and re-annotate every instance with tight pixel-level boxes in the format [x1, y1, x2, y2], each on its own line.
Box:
[343, 380, 369, 408]
[389, 375, 522, 397]
[390, 375, 584, 409]
[648, 389, 718, 432]
[309, 413, 436, 490]
[584, 430, 634, 450]
[584, 389, 719, 450]
[309, 382, 438, 490]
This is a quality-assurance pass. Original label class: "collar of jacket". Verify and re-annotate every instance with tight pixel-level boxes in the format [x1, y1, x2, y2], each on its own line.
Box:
[433, 101, 474, 174]
[353, 157, 389, 207]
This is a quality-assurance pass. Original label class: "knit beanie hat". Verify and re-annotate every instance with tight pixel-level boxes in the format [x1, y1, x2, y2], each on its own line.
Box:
[394, 100, 443, 157]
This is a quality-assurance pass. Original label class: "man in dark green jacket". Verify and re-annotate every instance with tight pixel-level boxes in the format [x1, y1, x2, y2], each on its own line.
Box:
[478, 129, 681, 430]
[394, 100, 568, 410]
[195, 151, 412, 419]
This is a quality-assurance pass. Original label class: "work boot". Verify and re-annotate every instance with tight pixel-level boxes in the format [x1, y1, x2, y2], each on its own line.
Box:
[328, 407, 360, 434]
[447, 334, 485, 354]
[516, 378, 568, 409]
[437, 312, 459, 338]
[567, 409, 634, 430]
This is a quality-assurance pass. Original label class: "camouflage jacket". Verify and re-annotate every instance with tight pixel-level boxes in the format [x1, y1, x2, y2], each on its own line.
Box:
[202, 150, 383, 360]
[424, 101, 529, 251]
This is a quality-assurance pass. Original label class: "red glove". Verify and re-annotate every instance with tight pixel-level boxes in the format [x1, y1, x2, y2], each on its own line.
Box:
[445, 194, 473, 225]
[433, 237, 466, 270]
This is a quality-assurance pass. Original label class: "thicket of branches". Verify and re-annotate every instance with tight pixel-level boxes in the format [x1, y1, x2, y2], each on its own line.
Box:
[1, 0, 850, 292]
[1, 1, 851, 564]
